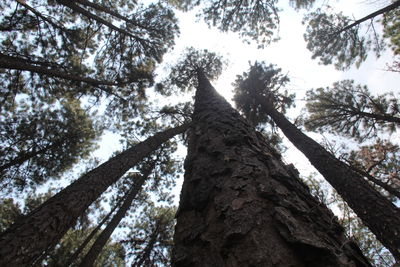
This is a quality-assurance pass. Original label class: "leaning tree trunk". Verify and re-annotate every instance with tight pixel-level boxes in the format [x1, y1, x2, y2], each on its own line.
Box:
[264, 103, 400, 261]
[172, 70, 372, 267]
[79, 163, 155, 267]
[133, 223, 161, 267]
[65, 190, 128, 266]
[0, 124, 188, 266]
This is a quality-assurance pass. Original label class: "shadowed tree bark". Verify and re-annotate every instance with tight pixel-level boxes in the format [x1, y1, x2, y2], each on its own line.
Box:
[79, 162, 155, 267]
[172, 70, 372, 266]
[263, 101, 400, 261]
[0, 124, 189, 266]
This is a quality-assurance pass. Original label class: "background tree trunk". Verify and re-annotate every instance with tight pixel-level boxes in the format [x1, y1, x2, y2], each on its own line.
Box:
[79, 163, 155, 266]
[264, 104, 400, 261]
[65, 191, 127, 266]
[172, 71, 371, 267]
[0, 124, 188, 266]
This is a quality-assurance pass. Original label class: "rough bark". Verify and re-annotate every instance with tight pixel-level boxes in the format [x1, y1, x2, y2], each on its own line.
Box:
[264, 104, 400, 261]
[0, 124, 188, 266]
[347, 163, 400, 200]
[79, 164, 154, 267]
[172, 71, 371, 267]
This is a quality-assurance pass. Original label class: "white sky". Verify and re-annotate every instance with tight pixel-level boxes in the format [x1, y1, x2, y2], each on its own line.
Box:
[93, 0, 399, 205]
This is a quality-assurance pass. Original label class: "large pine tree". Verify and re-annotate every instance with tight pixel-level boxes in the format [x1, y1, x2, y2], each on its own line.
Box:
[172, 70, 371, 266]
[0, 123, 188, 265]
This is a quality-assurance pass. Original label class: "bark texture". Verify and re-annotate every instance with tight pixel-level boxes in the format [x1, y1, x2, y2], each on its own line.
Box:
[80, 165, 153, 267]
[0, 124, 188, 266]
[265, 105, 400, 261]
[172, 71, 372, 267]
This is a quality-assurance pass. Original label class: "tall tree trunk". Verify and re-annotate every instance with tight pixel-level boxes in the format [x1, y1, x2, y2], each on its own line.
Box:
[172, 70, 371, 266]
[264, 103, 400, 261]
[65, 191, 127, 266]
[346, 162, 400, 200]
[79, 163, 155, 267]
[0, 124, 188, 266]
[133, 223, 160, 267]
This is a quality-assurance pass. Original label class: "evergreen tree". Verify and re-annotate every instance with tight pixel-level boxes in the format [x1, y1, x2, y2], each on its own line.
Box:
[0, 0, 178, 118]
[79, 161, 155, 266]
[343, 139, 400, 201]
[172, 70, 371, 266]
[0, 123, 188, 265]
[303, 1, 400, 69]
[0, 99, 101, 192]
[260, 98, 400, 261]
[168, 0, 317, 47]
[231, 67, 400, 260]
[232, 61, 294, 151]
[125, 205, 176, 267]
[303, 80, 400, 142]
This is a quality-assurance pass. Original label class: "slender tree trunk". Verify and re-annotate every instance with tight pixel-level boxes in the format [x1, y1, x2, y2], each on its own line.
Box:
[0, 124, 188, 266]
[133, 224, 160, 267]
[65, 192, 128, 266]
[0, 53, 118, 87]
[333, 0, 400, 36]
[172, 70, 371, 266]
[264, 103, 400, 261]
[79, 163, 155, 267]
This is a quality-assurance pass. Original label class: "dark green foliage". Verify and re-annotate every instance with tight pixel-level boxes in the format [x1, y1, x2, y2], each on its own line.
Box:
[159, 47, 225, 94]
[0, 0, 179, 119]
[167, 0, 280, 47]
[0, 99, 101, 192]
[303, 9, 375, 70]
[304, 80, 400, 141]
[232, 61, 294, 150]
[123, 204, 175, 266]
[289, 0, 316, 10]
[45, 228, 126, 267]
[303, 1, 400, 70]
